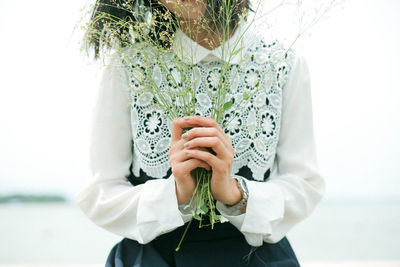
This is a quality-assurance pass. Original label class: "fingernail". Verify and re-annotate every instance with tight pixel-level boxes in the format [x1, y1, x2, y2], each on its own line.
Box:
[184, 116, 191, 120]
[181, 132, 188, 139]
[184, 141, 190, 147]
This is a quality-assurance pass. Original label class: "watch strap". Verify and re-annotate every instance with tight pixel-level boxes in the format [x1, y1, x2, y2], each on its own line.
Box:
[226, 175, 248, 212]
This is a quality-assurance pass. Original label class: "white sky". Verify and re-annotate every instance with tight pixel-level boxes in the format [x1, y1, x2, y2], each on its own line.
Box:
[0, 0, 399, 201]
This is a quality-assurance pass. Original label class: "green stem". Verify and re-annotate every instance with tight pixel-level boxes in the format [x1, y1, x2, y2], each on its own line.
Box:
[175, 217, 193, 252]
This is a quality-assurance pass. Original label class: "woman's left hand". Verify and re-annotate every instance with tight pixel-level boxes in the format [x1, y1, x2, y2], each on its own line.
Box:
[181, 115, 242, 206]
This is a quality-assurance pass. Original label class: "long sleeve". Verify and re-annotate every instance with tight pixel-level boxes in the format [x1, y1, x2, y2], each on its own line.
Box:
[216, 55, 325, 246]
[75, 54, 191, 244]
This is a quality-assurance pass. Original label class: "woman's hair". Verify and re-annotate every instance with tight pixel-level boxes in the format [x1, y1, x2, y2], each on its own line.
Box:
[85, 0, 252, 58]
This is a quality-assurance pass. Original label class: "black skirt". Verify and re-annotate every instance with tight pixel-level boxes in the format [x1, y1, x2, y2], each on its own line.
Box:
[105, 218, 300, 267]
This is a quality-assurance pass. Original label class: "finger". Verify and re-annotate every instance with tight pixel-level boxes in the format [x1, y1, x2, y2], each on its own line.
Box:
[182, 115, 224, 134]
[169, 135, 209, 156]
[182, 116, 234, 151]
[183, 137, 231, 159]
[172, 158, 211, 179]
[170, 145, 211, 163]
[171, 117, 185, 142]
[183, 148, 221, 170]
[171, 117, 208, 142]
[168, 137, 187, 157]
[181, 158, 211, 172]
[182, 126, 232, 151]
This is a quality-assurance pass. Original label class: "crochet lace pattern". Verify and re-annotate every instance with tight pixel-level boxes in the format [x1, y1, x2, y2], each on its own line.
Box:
[123, 38, 295, 181]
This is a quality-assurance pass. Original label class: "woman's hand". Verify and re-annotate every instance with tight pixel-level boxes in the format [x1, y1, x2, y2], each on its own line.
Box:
[169, 117, 211, 205]
[180, 115, 242, 206]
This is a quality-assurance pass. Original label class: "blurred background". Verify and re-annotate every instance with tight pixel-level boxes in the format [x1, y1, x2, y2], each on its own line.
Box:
[0, 0, 399, 266]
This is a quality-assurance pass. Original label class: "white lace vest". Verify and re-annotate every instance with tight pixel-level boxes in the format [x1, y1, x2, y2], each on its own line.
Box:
[123, 39, 295, 181]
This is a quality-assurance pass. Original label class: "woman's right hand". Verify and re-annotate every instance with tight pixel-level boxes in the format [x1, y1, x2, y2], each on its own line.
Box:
[169, 117, 211, 205]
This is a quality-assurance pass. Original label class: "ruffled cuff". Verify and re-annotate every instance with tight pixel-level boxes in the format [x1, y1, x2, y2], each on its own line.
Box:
[216, 179, 285, 246]
[136, 174, 192, 232]
[241, 180, 284, 235]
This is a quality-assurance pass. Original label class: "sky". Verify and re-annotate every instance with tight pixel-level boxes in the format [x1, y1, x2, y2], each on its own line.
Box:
[0, 0, 399, 201]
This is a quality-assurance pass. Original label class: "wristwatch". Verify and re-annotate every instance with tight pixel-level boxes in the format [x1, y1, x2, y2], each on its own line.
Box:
[227, 175, 249, 211]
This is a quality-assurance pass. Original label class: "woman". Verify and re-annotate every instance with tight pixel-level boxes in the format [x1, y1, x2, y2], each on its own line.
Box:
[76, 0, 325, 266]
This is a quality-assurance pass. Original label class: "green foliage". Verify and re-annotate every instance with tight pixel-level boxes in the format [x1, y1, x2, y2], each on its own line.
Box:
[223, 100, 233, 111]
[0, 194, 66, 204]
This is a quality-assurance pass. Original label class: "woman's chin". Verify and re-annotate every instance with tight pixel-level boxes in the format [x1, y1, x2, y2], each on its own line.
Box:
[159, 0, 207, 22]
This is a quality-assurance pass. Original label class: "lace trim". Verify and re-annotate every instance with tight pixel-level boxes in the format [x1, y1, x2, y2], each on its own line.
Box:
[124, 40, 295, 181]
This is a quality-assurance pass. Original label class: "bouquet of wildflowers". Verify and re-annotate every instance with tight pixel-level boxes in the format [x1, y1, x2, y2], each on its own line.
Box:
[79, 0, 342, 250]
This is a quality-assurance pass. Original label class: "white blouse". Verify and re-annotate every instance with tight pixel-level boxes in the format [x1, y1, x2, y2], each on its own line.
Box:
[75, 19, 325, 247]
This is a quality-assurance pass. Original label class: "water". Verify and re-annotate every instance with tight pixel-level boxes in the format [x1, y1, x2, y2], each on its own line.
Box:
[287, 199, 400, 261]
[0, 199, 399, 264]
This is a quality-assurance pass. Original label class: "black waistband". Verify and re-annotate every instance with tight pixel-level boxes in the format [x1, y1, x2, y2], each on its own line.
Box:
[155, 217, 243, 246]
